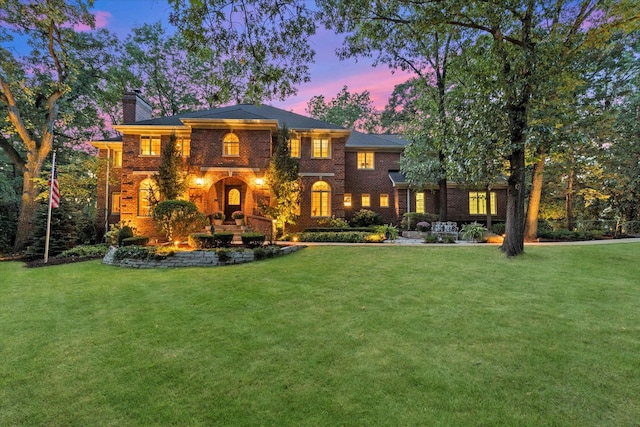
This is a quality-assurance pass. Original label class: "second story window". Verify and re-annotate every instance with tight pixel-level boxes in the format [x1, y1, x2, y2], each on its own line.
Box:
[357, 152, 374, 169]
[140, 136, 161, 156]
[289, 138, 300, 158]
[176, 137, 190, 157]
[223, 133, 239, 156]
[312, 137, 330, 159]
[112, 149, 122, 167]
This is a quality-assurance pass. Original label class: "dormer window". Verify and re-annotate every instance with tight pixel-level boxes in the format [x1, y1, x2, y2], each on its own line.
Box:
[223, 133, 239, 156]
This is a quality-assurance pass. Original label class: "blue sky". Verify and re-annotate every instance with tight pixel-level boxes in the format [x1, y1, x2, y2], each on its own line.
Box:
[91, 0, 412, 113]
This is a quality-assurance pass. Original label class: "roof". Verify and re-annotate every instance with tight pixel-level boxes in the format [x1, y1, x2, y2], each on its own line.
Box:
[128, 104, 347, 131]
[346, 131, 408, 149]
[114, 103, 407, 150]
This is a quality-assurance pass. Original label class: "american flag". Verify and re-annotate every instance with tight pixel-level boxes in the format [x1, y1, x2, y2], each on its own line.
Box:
[49, 164, 60, 208]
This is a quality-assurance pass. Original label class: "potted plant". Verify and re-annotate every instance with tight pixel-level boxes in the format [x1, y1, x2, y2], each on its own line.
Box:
[232, 210, 245, 225]
[210, 211, 225, 225]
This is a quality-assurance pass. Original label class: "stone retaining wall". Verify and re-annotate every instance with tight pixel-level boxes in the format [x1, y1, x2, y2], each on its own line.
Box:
[103, 245, 303, 268]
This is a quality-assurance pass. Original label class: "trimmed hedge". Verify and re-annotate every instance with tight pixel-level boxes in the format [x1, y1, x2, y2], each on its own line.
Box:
[188, 233, 216, 249]
[303, 227, 372, 233]
[121, 236, 149, 246]
[294, 231, 384, 243]
[213, 232, 234, 248]
[241, 232, 265, 248]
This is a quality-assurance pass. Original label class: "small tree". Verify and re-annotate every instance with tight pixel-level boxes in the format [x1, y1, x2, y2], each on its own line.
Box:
[153, 200, 207, 242]
[153, 133, 187, 200]
[264, 126, 300, 235]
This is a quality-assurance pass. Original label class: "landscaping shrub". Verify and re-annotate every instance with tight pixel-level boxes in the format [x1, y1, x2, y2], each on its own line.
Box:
[113, 245, 174, 261]
[461, 222, 486, 241]
[351, 209, 382, 227]
[153, 200, 208, 241]
[58, 244, 109, 258]
[253, 246, 281, 260]
[317, 215, 350, 228]
[374, 224, 399, 240]
[365, 233, 386, 243]
[416, 221, 431, 232]
[296, 231, 370, 243]
[188, 233, 216, 249]
[117, 226, 134, 246]
[216, 248, 232, 262]
[491, 222, 506, 235]
[401, 212, 438, 230]
[241, 232, 265, 248]
[213, 232, 234, 248]
[121, 236, 149, 246]
[424, 234, 439, 243]
[303, 227, 371, 233]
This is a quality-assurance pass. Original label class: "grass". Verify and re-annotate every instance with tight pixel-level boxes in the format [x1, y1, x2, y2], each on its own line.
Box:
[1, 243, 639, 426]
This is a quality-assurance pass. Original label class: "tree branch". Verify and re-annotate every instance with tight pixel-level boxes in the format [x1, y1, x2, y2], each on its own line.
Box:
[0, 134, 27, 173]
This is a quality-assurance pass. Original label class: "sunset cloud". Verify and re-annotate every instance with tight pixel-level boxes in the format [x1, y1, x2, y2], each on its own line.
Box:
[74, 10, 112, 31]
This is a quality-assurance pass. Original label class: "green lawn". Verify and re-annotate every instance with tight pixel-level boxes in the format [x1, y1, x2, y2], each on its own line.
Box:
[1, 243, 639, 426]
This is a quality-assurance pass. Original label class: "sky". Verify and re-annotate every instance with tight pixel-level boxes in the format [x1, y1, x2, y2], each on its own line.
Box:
[90, 0, 413, 114]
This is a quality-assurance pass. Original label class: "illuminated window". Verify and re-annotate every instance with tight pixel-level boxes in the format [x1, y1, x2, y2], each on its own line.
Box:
[416, 192, 425, 213]
[140, 136, 161, 156]
[469, 191, 497, 215]
[223, 133, 239, 156]
[138, 178, 159, 217]
[176, 137, 190, 157]
[344, 193, 352, 208]
[112, 149, 122, 167]
[312, 138, 330, 158]
[289, 138, 300, 158]
[111, 192, 121, 214]
[311, 181, 331, 217]
[362, 193, 371, 207]
[380, 193, 389, 208]
[228, 188, 240, 205]
[357, 152, 374, 169]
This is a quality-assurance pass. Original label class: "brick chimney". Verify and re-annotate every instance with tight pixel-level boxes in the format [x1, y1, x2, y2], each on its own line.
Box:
[122, 90, 152, 124]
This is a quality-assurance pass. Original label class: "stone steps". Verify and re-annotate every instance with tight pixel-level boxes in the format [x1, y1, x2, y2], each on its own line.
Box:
[211, 224, 250, 243]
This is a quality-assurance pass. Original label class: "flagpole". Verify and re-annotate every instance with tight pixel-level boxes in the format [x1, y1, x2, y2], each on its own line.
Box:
[44, 151, 56, 263]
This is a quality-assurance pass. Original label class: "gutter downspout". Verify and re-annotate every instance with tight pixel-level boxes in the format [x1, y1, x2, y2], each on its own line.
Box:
[406, 187, 411, 230]
[104, 145, 110, 239]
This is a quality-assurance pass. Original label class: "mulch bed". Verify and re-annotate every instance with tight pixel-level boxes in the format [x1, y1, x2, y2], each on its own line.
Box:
[24, 255, 104, 268]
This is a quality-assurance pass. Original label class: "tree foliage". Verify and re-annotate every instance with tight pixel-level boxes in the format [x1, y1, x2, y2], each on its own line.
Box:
[319, 0, 640, 256]
[153, 199, 207, 241]
[306, 85, 382, 133]
[264, 126, 300, 233]
[168, 0, 316, 103]
[153, 134, 187, 201]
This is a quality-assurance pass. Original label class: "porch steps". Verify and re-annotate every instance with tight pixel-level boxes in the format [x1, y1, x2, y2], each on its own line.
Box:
[211, 223, 250, 244]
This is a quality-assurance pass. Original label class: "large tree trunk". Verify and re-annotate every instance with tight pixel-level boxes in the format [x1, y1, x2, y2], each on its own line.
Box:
[502, 147, 526, 256]
[524, 148, 546, 241]
[566, 157, 575, 230]
[438, 150, 447, 221]
[13, 169, 41, 251]
[485, 187, 492, 231]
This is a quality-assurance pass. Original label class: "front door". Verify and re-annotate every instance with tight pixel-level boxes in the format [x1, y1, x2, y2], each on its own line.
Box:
[224, 185, 242, 222]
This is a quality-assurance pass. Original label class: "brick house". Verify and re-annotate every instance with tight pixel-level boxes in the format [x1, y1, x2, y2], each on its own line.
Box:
[92, 92, 506, 240]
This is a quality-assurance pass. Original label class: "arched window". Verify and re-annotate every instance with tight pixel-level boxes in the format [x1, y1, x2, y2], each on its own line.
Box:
[138, 178, 159, 217]
[311, 181, 331, 217]
[228, 188, 240, 205]
[223, 133, 240, 156]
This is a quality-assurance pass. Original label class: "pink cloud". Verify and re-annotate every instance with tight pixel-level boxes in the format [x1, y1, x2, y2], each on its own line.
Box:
[275, 66, 414, 114]
[74, 10, 111, 31]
